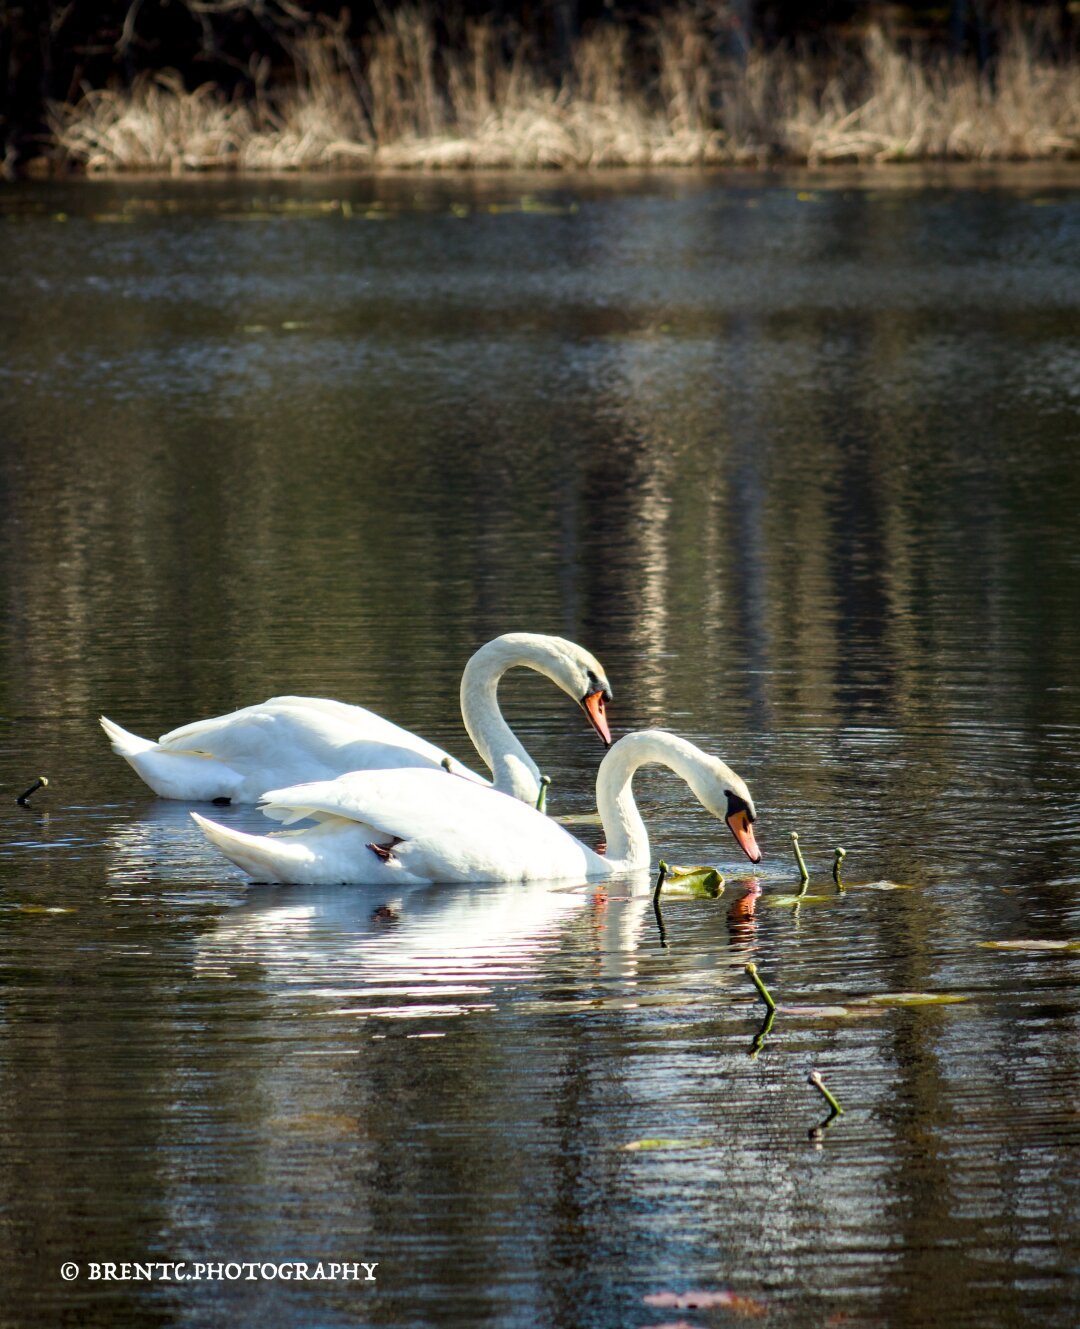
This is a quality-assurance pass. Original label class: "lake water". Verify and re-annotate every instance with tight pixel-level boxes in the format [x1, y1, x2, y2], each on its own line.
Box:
[0, 167, 1078, 1328]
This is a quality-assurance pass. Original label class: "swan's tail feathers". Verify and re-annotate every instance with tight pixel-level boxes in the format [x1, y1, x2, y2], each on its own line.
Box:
[100, 715, 156, 757]
[191, 812, 416, 886]
[102, 716, 244, 802]
[192, 812, 298, 883]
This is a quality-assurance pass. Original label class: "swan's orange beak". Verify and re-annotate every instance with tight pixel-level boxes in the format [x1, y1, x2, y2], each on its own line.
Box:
[582, 690, 612, 746]
[727, 809, 762, 863]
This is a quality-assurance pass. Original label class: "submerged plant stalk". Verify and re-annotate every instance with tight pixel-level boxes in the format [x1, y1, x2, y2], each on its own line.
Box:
[536, 774, 552, 814]
[16, 776, 48, 807]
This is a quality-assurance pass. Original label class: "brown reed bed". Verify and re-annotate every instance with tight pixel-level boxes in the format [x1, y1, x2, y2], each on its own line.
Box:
[46, 10, 1080, 173]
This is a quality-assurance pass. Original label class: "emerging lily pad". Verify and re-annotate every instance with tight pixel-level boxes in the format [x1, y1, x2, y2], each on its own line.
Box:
[621, 1138, 711, 1152]
[777, 1003, 883, 1019]
[979, 939, 1080, 951]
[655, 863, 725, 898]
[487, 196, 579, 216]
[4, 904, 76, 914]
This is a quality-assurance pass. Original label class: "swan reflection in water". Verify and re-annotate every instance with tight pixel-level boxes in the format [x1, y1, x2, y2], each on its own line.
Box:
[104, 802, 651, 1011]
[106, 803, 761, 1021]
[191, 878, 635, 1014]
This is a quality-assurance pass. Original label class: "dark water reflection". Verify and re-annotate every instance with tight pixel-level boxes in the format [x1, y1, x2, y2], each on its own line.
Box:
[0, 168, 1078, 1328]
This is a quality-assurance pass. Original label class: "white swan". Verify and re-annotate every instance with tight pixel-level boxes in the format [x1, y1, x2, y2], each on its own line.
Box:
[101, 633, 613, 805]
[191, 729, 762, 886]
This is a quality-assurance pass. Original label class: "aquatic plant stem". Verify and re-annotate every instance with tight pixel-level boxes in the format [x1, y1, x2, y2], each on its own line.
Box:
[749, 1006, 775, 1059]
[808, 1068, 844, 1116]
[536, 774, 551, 814]
[651, 862, 670, 947]
[833, 846, 847, 891]
[16, 776, 48, 807]
[791, 831, 809, 883]
[745, 961, 777, 1012]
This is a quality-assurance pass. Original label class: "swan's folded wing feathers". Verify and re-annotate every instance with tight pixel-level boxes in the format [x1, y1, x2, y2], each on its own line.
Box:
[255, 768, 583, 883]
[257, 769, 502, 838]
[159, 699, 343, 758]
[156, 696, 485, 783]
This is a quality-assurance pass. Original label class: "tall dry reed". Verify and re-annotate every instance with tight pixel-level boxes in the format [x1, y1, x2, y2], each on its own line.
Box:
[47, 11, 1080, 173]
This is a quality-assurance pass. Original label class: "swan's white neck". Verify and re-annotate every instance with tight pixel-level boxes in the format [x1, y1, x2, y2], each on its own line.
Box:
[460, 634, 575, 803]
[596, 730, 736, 870]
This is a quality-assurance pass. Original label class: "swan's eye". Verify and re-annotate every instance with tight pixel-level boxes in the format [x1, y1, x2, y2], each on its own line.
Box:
[725, 791, 754, 823]
[585, 669, 612, 703]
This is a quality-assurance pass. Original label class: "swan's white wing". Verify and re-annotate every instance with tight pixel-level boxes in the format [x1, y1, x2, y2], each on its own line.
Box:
[257, 768, 599, 884]
[157, 696, 485, 790]
[157, 696, 436, 763]
[258, 767, 540, 837]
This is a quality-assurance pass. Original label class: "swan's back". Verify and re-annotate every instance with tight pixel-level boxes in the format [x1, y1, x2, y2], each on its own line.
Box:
[259, 767, 599, 884]
[157, 696, 483, 796]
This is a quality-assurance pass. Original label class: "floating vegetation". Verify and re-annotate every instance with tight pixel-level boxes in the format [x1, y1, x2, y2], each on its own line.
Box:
[653, 860, 725, 899]
[621, 1137, 711, 1152]
[781, 1004, 882, 1019]
[487, 196, 580, 216]
[862, 991, 970, 1006]
[265, 1111, 363, 1138]
[2, 903, 75, 915]
[979, 939, 1080, 952]
[650, 861, 725, 949]
[767, 891, 835, 907]
[780, 833, 917, 898]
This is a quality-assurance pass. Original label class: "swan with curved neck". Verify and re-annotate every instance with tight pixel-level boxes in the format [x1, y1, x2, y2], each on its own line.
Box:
[102, 633, 613, 805]
[191, 729, 762, 886]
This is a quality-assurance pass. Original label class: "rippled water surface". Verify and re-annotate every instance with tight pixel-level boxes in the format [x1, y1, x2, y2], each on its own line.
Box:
[1, 168, 1078, 1328]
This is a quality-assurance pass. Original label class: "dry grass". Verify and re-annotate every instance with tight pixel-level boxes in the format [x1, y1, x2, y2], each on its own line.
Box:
[777, 25, 1080, 163]
[47, 10, 1080, 173]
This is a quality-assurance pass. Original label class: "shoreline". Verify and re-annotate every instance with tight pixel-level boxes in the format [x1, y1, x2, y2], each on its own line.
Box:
[7, 161, 1080, 194]
[26, 20, 1079, 180]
